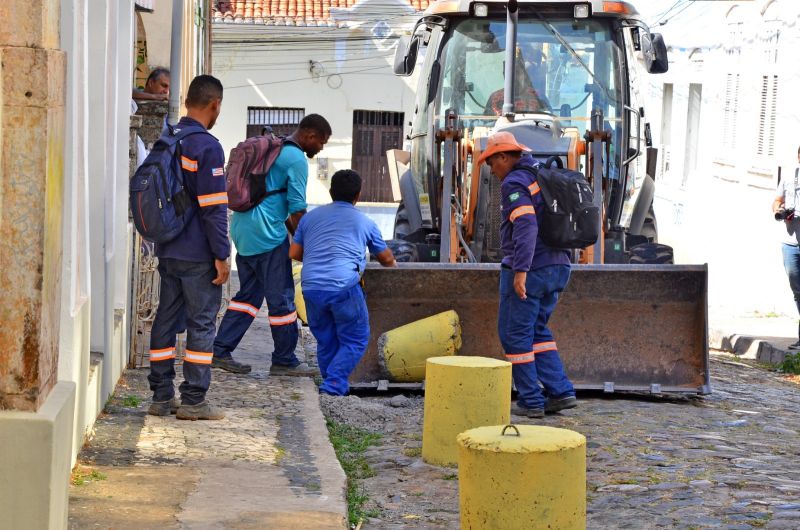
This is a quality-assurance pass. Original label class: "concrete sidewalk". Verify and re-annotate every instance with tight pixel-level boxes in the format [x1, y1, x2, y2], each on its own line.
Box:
[710, 313, 799, 365]
[69, 277, 347, 529]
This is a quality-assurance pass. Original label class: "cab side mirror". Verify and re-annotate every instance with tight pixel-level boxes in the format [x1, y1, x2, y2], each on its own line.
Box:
[647, 33, 669, 74]
[393, 35, 420, 76]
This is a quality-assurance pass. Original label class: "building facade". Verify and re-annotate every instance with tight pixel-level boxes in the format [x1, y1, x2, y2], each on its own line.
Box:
[0, 1, 211, 527]
[645, 0, 800, 318]
[211, 0, 427, 204]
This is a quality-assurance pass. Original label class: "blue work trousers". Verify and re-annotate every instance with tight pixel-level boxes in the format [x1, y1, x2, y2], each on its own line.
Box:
[498, 265, 575, 409]
[303, 283, 370, 396]
[782, 243, 800, 315]
[148, 258, 221, 405]
[213, 239, 299, 367]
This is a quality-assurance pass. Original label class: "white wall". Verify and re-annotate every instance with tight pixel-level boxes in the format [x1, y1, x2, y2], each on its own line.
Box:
[644, 1, 800, 319]
[58, 0, 94, 467]
[212, 23, 418, 205]
[140, 0, 172, 69]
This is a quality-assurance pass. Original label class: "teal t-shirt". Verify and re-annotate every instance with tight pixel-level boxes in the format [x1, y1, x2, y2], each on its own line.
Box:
[230, 144, 308, 256]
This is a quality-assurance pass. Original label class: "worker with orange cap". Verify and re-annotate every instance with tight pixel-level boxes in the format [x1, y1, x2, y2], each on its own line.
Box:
[477, 131, 577, 418]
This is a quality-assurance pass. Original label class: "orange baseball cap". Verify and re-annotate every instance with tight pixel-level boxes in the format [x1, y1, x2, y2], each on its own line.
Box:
[476, 131, 531, 165]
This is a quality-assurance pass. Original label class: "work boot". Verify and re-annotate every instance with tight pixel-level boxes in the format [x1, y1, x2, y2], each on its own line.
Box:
[148, 397, 179, 416]
[176, 401, 225, 421]
[790, 322, 800, 350]
[510, 403, 545, 419]
[545, 395, 578, 414]
[269, 362, 319, 377]
[211, 355, 252, 374]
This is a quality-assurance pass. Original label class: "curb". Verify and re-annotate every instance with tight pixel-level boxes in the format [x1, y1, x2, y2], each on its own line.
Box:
[709, 327, 793, 365]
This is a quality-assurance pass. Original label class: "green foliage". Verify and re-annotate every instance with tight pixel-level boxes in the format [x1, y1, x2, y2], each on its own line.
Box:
[71, 466, 107, 486]
[121, 395, 141, 408]
[779, 352, 800, 374]
[326, 420, 382, 526]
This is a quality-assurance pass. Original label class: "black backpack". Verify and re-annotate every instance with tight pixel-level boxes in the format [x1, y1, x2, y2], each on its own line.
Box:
[130, 124, 207, 243]
[522, 157, 600, 249]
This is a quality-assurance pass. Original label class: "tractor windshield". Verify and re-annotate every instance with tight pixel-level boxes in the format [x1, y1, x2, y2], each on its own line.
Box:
[437, 16, 623, 136]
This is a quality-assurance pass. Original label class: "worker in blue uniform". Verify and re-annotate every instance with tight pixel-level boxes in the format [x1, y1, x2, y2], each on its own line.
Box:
[477, 131, 578, 418]
[147, 75, 230, 421]
[288, 169, 396, 395]
[211, 114, 332, 376]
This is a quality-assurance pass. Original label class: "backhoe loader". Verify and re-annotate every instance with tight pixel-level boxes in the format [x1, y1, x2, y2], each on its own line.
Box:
[352, 0, 709, 394]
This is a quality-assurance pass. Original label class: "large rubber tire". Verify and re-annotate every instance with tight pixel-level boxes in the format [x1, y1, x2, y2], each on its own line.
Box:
[394, 201, 412, 239]
[628, 243, 674, 264]
[384, 239, 419, 263]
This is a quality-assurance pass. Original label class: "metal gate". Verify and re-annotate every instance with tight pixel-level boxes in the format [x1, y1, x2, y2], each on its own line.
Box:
[351, 110, 404, 202]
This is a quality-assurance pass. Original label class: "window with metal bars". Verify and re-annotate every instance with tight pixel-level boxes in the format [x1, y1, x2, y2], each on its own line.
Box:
[756, 75, 779, 157]
[722, 73, 740, 152]
[246, 107, 305, 138]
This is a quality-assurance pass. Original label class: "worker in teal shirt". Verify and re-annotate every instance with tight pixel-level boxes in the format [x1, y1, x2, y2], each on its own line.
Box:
[212, 114, 332, 376]
[290, 169, 396, 395]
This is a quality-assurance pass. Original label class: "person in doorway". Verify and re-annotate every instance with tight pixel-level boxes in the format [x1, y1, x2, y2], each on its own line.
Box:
[147, 75, 230, 421]
[212, 114, 332, 375]
[132, 68, 171, 167]
[288, 169, 396, 395]
[477, 131, 577, 418]
[772, 145, 800, 349]
[133, 67, 170, 102]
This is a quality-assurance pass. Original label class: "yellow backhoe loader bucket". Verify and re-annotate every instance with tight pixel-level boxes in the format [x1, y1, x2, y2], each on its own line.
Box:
[352, 263, 709, 394]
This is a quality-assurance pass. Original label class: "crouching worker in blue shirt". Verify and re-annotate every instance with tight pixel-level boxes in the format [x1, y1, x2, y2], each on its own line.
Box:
[289, 170, 396, 395]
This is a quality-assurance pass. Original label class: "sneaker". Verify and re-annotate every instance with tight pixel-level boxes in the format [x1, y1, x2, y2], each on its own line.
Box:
[788, 340, 800, 351]
[510, 403, 545, 418]
[269, 362, 318, 377]
[211, 356, 252, 374]
[545, 395, 578, 414]
[176, 401, 225, 421]
[148, 397, 179, 416]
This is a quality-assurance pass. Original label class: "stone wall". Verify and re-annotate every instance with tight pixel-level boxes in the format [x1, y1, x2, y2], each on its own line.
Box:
[135, 100, 168, 150]
[0, 0, 66, 411]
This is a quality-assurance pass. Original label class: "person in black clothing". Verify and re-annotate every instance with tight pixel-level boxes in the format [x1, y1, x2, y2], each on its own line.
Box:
[147, 75, 231, 420]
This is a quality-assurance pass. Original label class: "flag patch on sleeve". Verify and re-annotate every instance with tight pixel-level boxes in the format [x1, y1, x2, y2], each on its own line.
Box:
[212, 167, 224, 177]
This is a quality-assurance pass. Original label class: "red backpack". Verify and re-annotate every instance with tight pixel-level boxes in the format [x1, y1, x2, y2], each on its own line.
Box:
[225, 134, 297, 212]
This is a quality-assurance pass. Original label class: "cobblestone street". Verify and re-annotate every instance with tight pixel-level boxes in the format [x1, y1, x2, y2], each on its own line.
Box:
[323, 355, 800, 530]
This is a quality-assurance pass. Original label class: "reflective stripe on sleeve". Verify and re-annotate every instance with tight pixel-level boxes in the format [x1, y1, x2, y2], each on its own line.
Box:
[184, 350, 213, 364]
[181, 156, 198, 172]
[269, 311, 297, 326]
[150, 347, 176, 362]
[228, 301, 259, 318]
[198, 192, 228, 207]
[528, 182, 540, 196]
[505, 351, 536, 364]
[509, 205, 536, 222]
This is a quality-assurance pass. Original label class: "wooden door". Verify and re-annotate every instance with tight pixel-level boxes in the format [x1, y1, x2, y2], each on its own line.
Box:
[351, 110, 404, 202]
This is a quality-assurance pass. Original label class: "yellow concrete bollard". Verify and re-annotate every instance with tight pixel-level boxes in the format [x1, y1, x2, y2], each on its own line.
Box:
[422, 356, 511, 466]
[291, 262, 307, 324]
[458, 424, 586, 530]
[378, 310, 462, 382]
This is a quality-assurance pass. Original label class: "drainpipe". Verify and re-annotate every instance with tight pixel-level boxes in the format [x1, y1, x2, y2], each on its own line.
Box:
[168, 0, 183, 126]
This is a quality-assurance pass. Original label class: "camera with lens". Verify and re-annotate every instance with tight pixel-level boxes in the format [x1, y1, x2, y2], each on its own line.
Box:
[775, 208, 795, 221]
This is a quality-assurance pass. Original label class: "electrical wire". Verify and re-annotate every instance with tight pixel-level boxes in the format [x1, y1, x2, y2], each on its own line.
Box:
[223, 64, 391, 89]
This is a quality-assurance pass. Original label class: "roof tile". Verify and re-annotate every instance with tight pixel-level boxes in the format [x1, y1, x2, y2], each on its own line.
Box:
[212, 0, 429, 25]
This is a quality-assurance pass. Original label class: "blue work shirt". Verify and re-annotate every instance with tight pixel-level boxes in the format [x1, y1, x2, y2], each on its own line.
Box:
[500, 153, 570, 271]
[155, 117, 230, 262]
[230, 143, 308, 256]
[293, 201, 388, 291]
